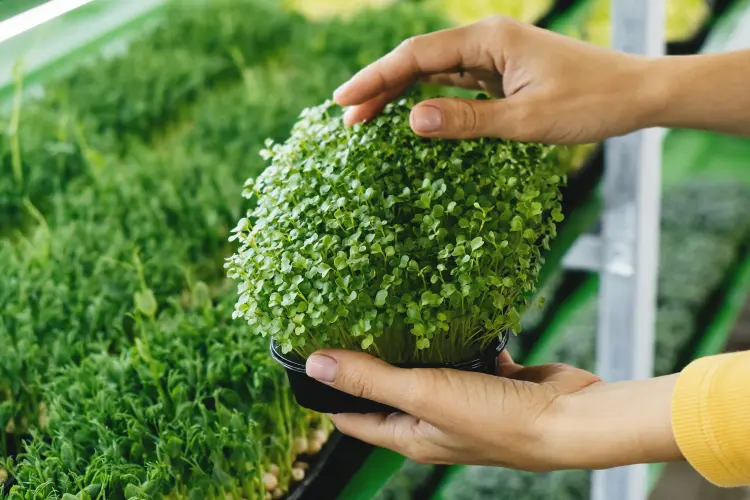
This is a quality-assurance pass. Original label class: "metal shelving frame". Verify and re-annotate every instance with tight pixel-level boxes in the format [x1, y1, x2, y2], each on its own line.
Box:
[561, 2, 665, 500]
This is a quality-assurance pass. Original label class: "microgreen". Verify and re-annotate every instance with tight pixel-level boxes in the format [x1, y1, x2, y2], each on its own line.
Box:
[227, 98, 565, 363]
[3, 295, 330, 500]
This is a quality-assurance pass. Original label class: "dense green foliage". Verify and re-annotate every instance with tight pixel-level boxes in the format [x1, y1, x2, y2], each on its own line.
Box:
[227, 98, 564, 363]
[44, 0, 303, 146]
[4, 296, 329, 500]
[0, 0, 300, 232]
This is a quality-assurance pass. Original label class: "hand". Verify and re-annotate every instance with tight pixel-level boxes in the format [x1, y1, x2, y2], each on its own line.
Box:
[333, 15, 660, 144]
[305, 349, 683, 471]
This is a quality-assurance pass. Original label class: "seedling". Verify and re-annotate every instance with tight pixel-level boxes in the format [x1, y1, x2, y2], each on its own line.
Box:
[227, 98, 565, 364]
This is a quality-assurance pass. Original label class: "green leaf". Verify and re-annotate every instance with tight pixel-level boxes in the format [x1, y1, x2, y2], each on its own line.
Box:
[334, 251, 348, 270]
[375, 289, 388, 306]
[510, 216, 523, 232]
[134, 289, 157, 318]
[361, 334, 374, 350]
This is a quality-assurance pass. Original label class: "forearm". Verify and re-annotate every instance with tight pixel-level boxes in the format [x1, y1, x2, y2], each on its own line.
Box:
[546, 374, 683, 470]
[644, 50, 750, 137]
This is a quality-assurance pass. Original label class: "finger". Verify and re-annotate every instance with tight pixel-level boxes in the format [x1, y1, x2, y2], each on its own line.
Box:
[498, 351, 514, 365]
[409, 97, 526, 139]
[329, 412, 413, 451]
[331, 412, 447, 463]
[343, 83, 410, 125]
[333, 23, 488, 106]
[497, 350, 525, 377]
[305, 349, 435, 416]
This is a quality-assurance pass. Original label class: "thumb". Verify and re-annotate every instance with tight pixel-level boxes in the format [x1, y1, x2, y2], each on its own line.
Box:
[305, 349, 430, 416]
[409, 97, 526, 140]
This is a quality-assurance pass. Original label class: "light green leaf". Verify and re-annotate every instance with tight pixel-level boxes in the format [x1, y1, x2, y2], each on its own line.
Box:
[361, 334, 374, 350]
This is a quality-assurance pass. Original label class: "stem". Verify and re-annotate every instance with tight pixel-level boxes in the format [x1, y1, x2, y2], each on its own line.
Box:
[9, 61, 25, 184]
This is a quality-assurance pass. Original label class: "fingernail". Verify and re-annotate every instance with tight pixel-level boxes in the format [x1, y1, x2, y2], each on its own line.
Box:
[411, 106, 443, 133]
[306, 354, 338, 383]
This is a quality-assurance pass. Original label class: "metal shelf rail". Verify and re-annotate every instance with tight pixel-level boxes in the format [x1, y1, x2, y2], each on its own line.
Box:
[561, 1, 665, 500]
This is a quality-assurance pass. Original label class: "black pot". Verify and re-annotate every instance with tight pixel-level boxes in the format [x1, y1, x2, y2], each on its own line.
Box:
[270, 330, 510, 414]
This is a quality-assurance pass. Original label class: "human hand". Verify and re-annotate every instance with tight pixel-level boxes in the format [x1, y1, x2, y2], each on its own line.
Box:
[305, 349, 683, 471]
[333, 15, 662, 144]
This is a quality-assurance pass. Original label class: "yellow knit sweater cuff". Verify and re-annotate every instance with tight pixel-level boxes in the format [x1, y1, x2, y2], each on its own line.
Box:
[671, 351, 750, 488]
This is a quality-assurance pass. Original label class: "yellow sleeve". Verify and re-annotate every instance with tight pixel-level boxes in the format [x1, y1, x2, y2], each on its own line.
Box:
[671, 350, 750, 488]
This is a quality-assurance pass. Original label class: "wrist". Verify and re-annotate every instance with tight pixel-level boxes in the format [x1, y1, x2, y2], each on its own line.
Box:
[639, 51, 750, 135]
[597, 54, 670, 137]
[630, 56, 673, 131]
[541, 375, 683, 470]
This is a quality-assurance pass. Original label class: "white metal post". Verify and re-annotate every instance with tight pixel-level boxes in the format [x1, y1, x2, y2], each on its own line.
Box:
[591, 2, 664, 500]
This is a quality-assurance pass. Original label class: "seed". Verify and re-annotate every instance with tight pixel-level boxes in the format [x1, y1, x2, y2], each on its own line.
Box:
[307, 439, 323, 455]
[311, 429, 328, 444]
[0, 468, 8, 482]
[293, 436, 308, 455]
[265, 493, 272, 500]
[268, 463, 280, 477]
[272, 488, 284, 499]
[263, 472, 278, 492]
[4, 419, 15, 434]
[291, 467, 305, 482]
[293, 461, 309, 471]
